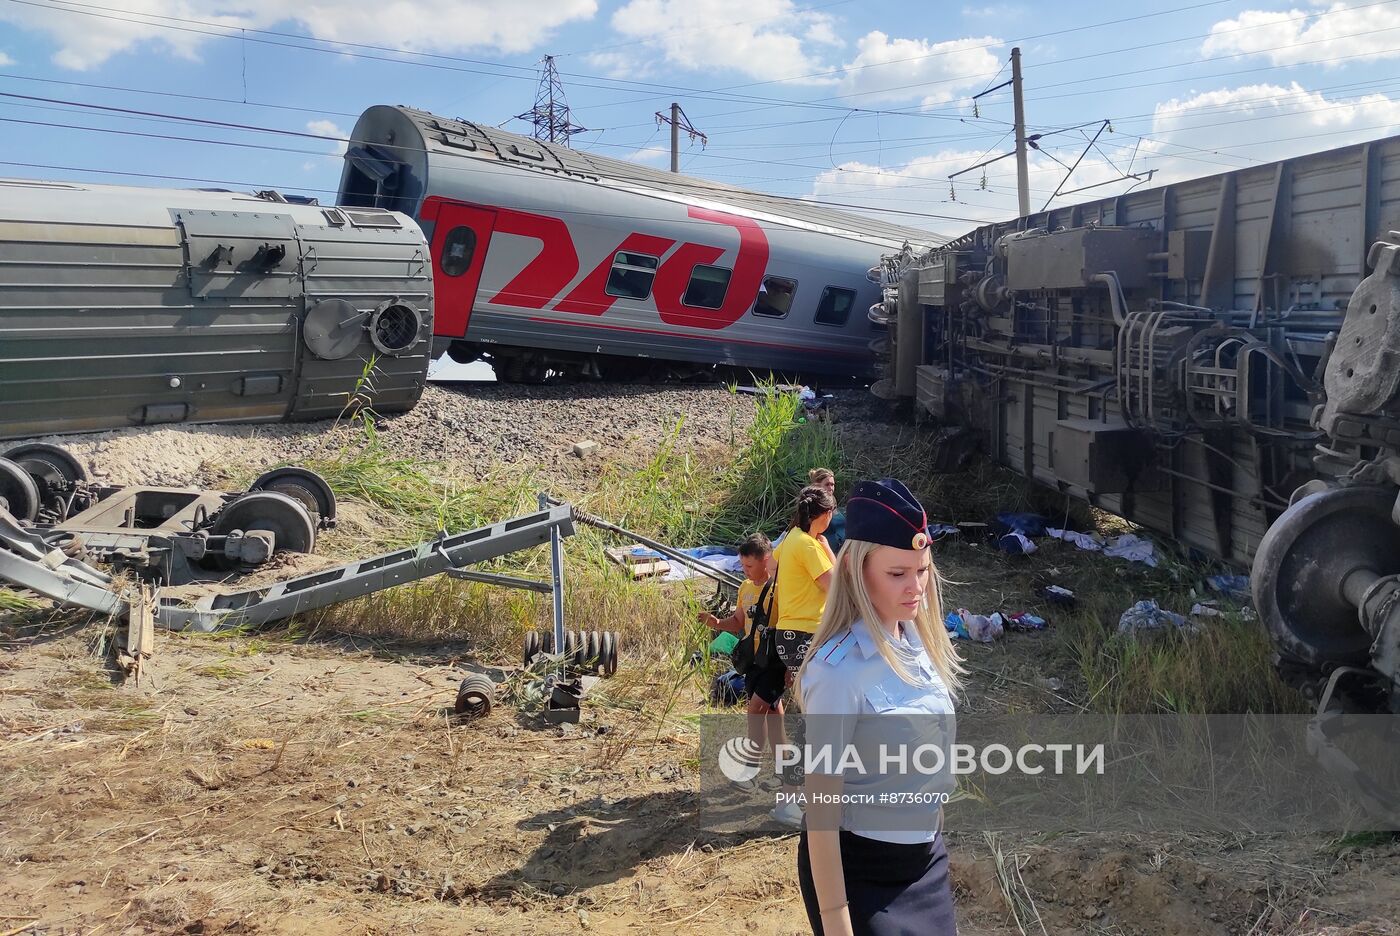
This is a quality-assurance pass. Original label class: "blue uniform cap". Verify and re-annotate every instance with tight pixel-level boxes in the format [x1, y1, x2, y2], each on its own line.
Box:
[845, 479, 930, 551]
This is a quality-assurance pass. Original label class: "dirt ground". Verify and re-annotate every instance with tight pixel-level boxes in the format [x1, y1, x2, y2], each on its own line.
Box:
[3, 621, 1397, 936]
[2, 382, 1399, 934]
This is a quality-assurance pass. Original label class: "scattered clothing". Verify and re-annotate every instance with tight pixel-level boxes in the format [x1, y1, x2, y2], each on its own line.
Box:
[928, 523, 960, 540]
[1041, 584, 1077, 606]
[710, 669, 747, 706]
[947, 610, 1044, 638]
[1006, 612, 1047, 631]
[1191, 601, 1257, 622]
[1206, 574, 1251, 601]
[1117, 599, 1197, 635]
[1103, 534, 1158, 567]
[997, 531, 1037, 555]
[949, 608, 1003, 642]
[1046, 528, 1160, 567]
[995, 511, 1047, 538]
[1046, 527, 1104, 551]
[624, 544, 743, 582]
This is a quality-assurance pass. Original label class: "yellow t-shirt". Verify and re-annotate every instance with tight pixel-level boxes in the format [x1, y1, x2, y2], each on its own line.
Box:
[736, 579, 763, 625]
[772, 528, 833, 634]
[733, 578, 772, 655]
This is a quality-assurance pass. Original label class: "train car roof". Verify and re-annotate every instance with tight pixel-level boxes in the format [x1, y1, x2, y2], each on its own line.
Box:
[0, 177, 402, 229]
[381, 105, 944, 250]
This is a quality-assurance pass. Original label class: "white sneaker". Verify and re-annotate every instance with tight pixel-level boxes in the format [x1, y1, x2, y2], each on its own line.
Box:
[770, 799, 804, 828]
[731, 774, 782, 794]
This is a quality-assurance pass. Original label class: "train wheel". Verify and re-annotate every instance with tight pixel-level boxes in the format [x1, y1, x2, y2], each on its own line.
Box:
[0, 457, 40, 522]
[249, 467, 337, 528]
[454, 673, 496, 719]
[601, 631, 620, 677]
[523, 630, 540, 666]
[4, 443, 88, 488]
[210, 492, 317, 558]
[1252, 486, 1400, 667]
[585, 630, 600, 668]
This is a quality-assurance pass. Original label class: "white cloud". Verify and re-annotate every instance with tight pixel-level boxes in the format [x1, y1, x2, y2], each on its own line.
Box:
[0, 0, 597, 71]
[599, 0, 833, 82]
[806, 80, 1400, 235]
[808, 144, 1122, 234]
[1140, 82, 1400, 181]
[804, 18, 843, 47]
[624, 144, 670, 164]
[597, 2, 1001, 107]
[306, 119, 349, 160]
[0, 52, 14, 67]
[836, 31, 1001, 106]
[1201, 3, 1400, 66]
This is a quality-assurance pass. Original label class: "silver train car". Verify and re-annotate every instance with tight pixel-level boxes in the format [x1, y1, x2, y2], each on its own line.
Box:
[882, 134, 1400, 714]
[0, 180, 434, 439]
[338, 105, 938, 382]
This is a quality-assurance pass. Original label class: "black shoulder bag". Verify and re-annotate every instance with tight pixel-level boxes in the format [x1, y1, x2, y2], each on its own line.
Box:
[733, 577, 777, 677]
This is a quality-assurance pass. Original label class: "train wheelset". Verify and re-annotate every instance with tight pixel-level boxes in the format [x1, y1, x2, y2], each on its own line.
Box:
[522, 628, 621, 677]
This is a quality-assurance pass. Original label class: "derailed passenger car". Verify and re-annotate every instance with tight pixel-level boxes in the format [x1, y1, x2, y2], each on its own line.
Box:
[338, 105, 937, 382]
[0, 180, 434, 439]
[881, 135, 1400, 720]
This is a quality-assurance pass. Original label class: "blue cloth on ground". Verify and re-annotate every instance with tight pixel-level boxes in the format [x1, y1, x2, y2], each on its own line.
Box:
[997, 532, 1037, 555]
[1206, 574, 1251, 600]
[623, 544, 743, 582]
[995, 512, 1046, 537]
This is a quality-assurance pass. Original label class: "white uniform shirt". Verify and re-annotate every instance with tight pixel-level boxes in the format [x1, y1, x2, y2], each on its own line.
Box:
[800, 618, 956, 844]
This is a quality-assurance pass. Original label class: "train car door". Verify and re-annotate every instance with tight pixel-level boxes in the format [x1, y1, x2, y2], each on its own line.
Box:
[422, 199, 496, 339]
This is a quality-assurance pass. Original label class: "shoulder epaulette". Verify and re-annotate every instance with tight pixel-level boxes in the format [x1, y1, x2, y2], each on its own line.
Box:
[816, 630, 854, 666]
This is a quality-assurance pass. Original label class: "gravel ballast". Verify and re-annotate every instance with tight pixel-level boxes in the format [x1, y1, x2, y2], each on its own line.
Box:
[2, 382, 764, 488]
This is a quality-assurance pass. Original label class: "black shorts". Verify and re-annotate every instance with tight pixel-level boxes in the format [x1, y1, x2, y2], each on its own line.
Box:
[745, 665, 786, 707]
[775, 629, 814, 672]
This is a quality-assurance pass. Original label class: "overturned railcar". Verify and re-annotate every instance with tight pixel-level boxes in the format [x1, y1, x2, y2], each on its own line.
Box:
[885, 137, 1400, 711]
[0, 180, 433, 439]
[338, 104, 937, 382]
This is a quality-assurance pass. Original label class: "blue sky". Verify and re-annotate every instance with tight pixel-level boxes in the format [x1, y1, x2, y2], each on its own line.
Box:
[2, 0, 1400, 238]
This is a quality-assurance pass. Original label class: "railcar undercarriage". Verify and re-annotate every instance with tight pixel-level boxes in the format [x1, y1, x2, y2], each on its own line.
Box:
[881, 135, 1400, 724]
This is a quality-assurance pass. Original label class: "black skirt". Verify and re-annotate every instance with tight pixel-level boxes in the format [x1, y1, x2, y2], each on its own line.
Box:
[797, 829, 956, 936]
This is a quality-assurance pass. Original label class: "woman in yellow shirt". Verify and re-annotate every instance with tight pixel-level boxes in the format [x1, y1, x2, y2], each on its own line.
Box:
[772, 485, 838, 670]
[769, 485, 837, 826]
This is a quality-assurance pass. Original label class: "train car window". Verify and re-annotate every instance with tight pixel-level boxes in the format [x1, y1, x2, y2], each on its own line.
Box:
[814, 286, 856, 326]
[440, 227, 477, 277]
[605, 252, 660, 300]
[752, 275, 797, 318]
[683, 265, 733, 309]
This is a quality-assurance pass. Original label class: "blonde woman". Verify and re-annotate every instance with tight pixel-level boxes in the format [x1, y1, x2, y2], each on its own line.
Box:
[796, 479, 964, 936]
